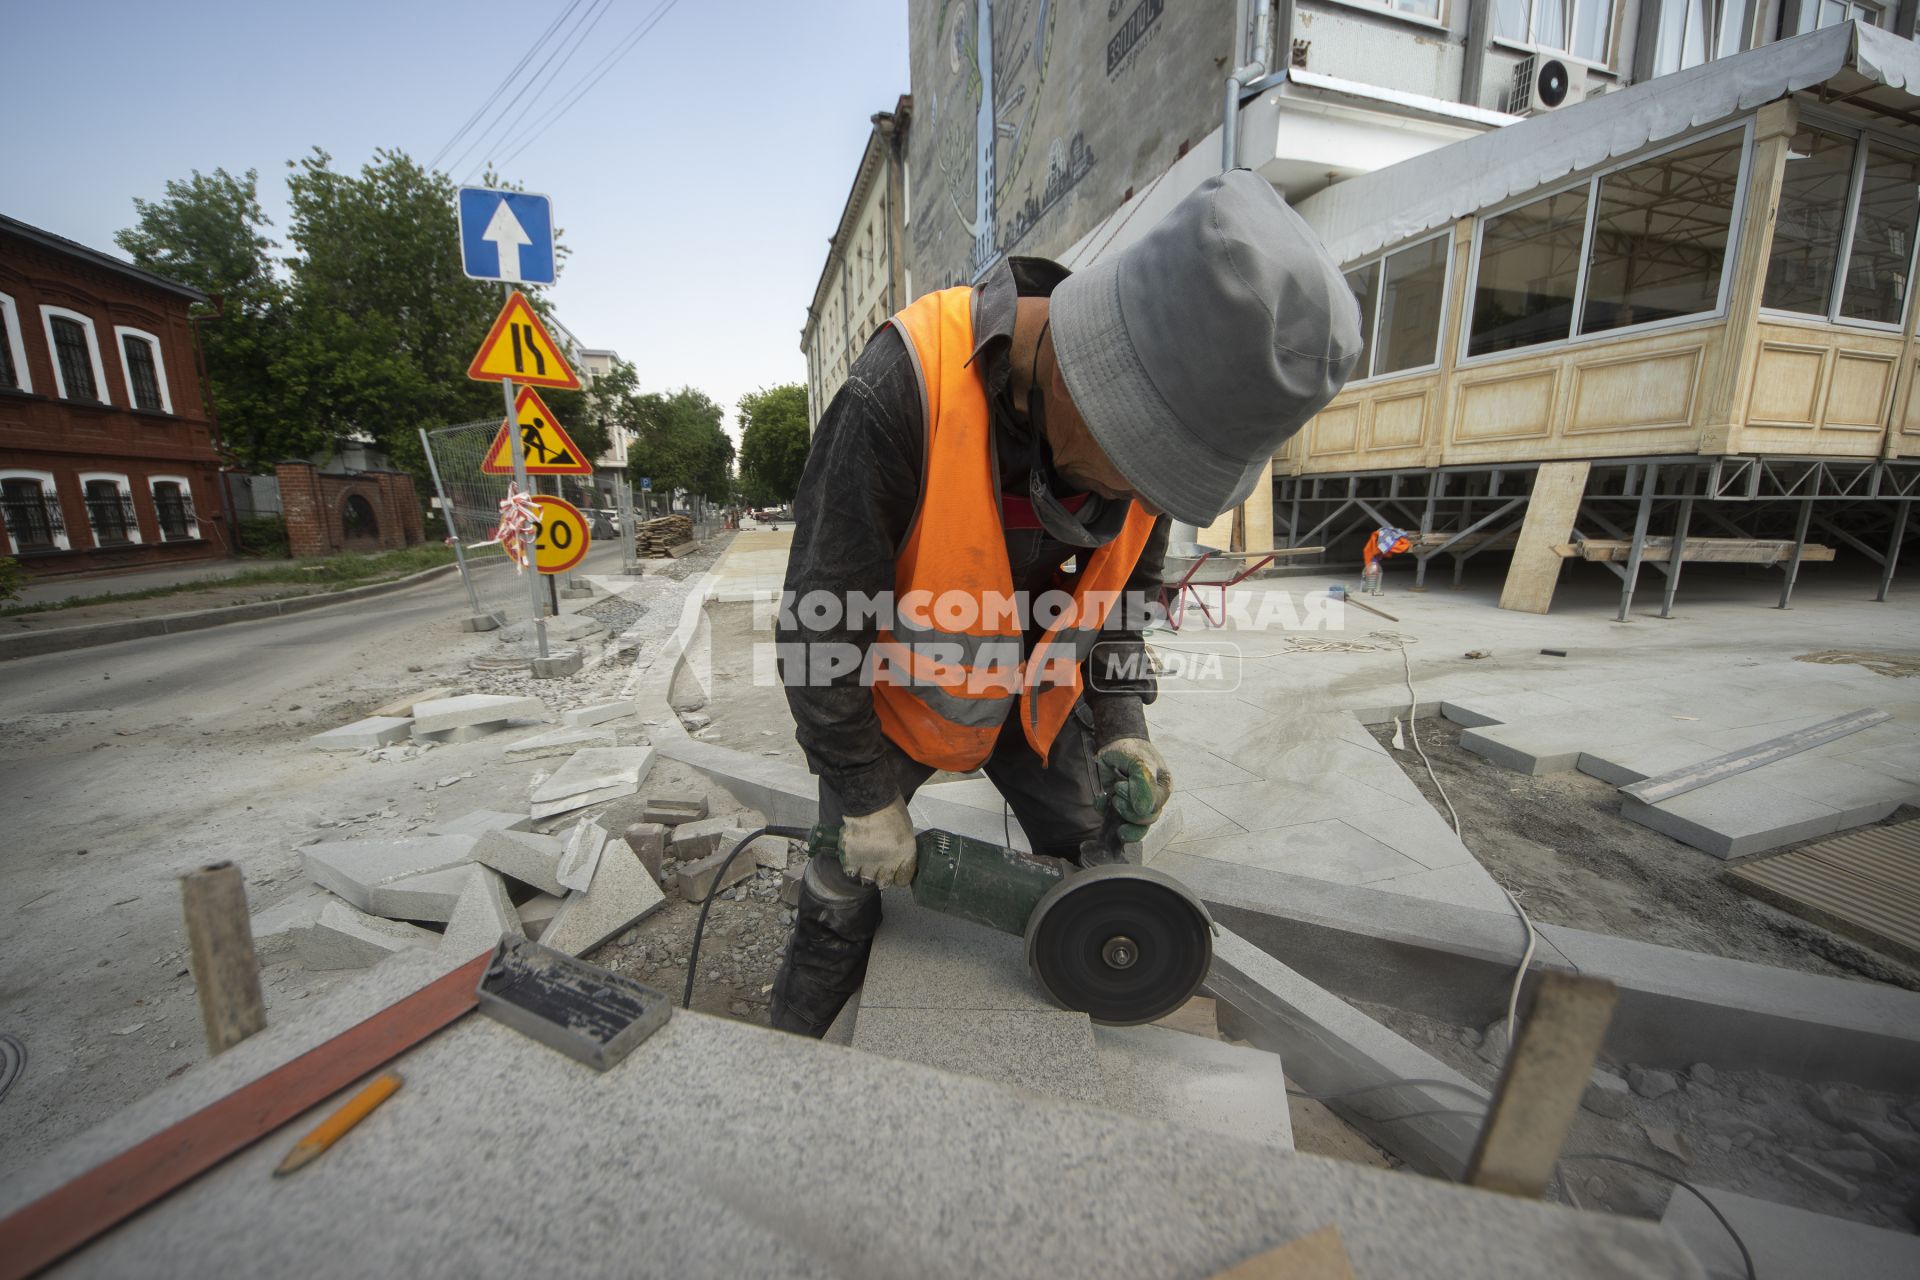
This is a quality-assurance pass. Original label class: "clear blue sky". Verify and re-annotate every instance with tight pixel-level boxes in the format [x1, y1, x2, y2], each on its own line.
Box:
[0, 0, 909, 437]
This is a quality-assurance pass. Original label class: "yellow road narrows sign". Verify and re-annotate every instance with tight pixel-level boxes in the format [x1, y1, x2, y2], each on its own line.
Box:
[467, 290, 580, 389]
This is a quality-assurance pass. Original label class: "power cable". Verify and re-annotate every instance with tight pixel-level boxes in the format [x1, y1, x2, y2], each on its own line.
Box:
[446, 0, 612, 181]
[428, 0, 584, 171]
[0, 1032, 25, 1105]
[1559, 1154, 1755, 1280]
[682, 824, 811, 1010]
[496, 0, 683, 169]
[467, 0, 621, 179]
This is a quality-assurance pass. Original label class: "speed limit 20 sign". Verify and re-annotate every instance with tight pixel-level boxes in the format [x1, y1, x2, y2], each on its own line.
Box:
[506, 494, 591, 575]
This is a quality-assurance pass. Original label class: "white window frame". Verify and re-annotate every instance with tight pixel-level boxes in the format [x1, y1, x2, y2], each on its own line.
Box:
[147, 474, 202, 540]
[1459, 118, 1753, 368]
[38, 306, 111, 405]
[1795, 0, 1887, 33]
[1759, 113, 1920, 334]
[1490, 0, 1619, 71]
[1341, 230, 1455, 387]
[77, 471, 143, 547]
[112, 326, 173, 414]
[1317, 0, 1452, 35]
[0, 293, 30, 394]
[0, 469, 70, 552]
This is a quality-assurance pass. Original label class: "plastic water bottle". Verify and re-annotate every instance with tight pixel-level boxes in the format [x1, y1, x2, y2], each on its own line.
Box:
[1362, 562, 1382, 596]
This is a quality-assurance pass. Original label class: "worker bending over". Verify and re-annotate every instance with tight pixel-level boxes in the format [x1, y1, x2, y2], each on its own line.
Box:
[770, 170, 1361, 1036]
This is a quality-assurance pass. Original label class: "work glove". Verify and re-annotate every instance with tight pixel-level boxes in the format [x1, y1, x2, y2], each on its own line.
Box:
[1096, 737, 1173, 843]
[839, 797, 917, 888]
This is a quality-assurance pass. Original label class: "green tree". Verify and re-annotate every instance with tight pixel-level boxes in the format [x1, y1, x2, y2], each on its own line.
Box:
[542, 355, 635, 466]
[115, 168, 291, 469]
[628, 387, 734, 505]
[736, 384, 810, 506]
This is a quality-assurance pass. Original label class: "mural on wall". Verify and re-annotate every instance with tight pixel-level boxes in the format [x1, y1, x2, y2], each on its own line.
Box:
[909, 0, 1234, 291]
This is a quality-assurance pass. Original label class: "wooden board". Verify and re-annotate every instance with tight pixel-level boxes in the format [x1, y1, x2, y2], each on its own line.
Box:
[0, 953, 490, 1280]
[1621, 708, 1891, 805]
[1551, 537, 1837, 565]
[1728, 820, 1920, 966]
[1210, 1227, 1356, 1279]
[1499, 460, 1589, 615]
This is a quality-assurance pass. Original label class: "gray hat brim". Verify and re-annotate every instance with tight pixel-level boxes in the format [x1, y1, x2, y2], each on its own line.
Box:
[1049, 253, 1267, 527]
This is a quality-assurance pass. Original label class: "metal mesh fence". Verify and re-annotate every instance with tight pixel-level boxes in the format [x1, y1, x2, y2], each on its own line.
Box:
[421, 418, 534, 626]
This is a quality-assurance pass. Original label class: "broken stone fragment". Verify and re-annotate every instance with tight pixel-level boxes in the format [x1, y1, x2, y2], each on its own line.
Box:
[642, 795, 709, 826]
[674, 847, 759, 903]
[1627, 1065, 1679, 1100]
[1581, 1069, 1632, 1119]
[623, 821, 669, 883]
[472, 829, 567, 896]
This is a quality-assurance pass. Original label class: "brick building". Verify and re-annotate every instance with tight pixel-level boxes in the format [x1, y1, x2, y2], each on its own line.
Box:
[0, 214, 228, 579]
[274, 460, 423, 558]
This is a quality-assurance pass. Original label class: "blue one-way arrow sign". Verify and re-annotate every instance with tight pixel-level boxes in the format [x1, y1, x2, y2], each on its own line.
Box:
[457, 187, 556, 285]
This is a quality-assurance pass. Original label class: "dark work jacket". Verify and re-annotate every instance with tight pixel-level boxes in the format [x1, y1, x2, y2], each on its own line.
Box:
[778, 256, 1169, 817]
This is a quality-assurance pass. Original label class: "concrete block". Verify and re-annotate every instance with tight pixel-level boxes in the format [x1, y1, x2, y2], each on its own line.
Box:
[1621, 779, 1845, 859]
[459, 613, 500, 632]
[1458, 713, 1679, 777]
[779, 864, 802, 906]
[1581, 1068, 1632, 1119]
[412, 694, 547, 734]
[673, 845, 759, 902]
[308, 716, 412, 752]
[504, 727, 618, 760]
[471, 829, 567, 896]
[669, 812, 764, 861]
[248, 884, 333, 958]
[302, 836, 479, 914]
[364, 866, 476, 924]
[558, 586, 593, 600]
[851, 1007, 1104, 1106]
[517, 892, 563, 941]
[1661, 1183, 1920, 1279]
[529, 746, 655, 820]
[427, 809, 533, 838]
[1206, 926, 1487, 1179]
[1091, 1023, 1293, 1149]
[642, 795, 708, 825]
[439, 867, 524, 961]
[1574, 739, 1720, 788]
[622, 821, 669, 882]
[540, 843, 667, 956]
[752, 835, 792, 870]
[367, 686, 455, 719]
[557, 819, 609, 892]
[295, 901, 436, 969]
[563, 701, 633, 728]
[532, 650, 584, 679]
[412, 722, 514, 745]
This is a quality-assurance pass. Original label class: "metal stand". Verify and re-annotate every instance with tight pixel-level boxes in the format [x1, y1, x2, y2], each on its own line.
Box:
[500, 284, 548, 659]
[419, 426, 484, 620]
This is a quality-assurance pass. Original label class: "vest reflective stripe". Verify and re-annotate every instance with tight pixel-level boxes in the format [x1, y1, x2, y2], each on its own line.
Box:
[872, 287, 1158, 773]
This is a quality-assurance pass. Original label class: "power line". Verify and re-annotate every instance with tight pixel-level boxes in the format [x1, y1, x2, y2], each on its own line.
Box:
[446, 0, 612, 181]
[427, 0, 584, 172]
[461, 0, 619, 182]
[496, 0, 682, 169]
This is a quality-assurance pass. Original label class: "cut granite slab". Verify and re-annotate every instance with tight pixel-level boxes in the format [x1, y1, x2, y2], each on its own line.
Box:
[562, 701, 634, 728]
[471, 829, 566, 896]
[504, 727, 619, 761]
[672, 844, 759, 902]
[427, 809, 533, 838]
[302, 836, 478, 914]
[669, 812, 766, 861]
[1458, 712, 1683, 776]
[295, 901, 436, 969]
[439, 866, 524, 961]
[412, 694, 547, 735]
[1660, 1182, 1920, 1280]
[1092, 1023, 1293, 1149]
[622, 821, 669, 882]
[859, 893, 1057, 1014]
[851, 1007, 1105, 1106]
[308, 716, 412, 752]
[517, 893, 563, 941]
[1622, 778, 1849, 860]
[366, 685, 454, 719]
[557, 819, 609, 892]
[364, 865, 477, 924]
[529, 747, 654, 820]
[540, 843, 667, 956]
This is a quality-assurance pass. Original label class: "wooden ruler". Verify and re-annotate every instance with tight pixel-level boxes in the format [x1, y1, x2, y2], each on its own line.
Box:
[0, 953, 490, 1280]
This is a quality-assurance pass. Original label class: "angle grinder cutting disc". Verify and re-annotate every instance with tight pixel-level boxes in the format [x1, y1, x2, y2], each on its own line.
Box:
[1024, 864, 1214, 1025]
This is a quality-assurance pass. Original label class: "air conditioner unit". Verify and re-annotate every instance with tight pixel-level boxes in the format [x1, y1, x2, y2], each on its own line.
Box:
[1502, 54, 1583, 116]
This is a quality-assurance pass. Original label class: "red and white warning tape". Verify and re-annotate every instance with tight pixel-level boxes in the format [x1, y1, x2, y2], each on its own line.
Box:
[472, 483, 541, 572]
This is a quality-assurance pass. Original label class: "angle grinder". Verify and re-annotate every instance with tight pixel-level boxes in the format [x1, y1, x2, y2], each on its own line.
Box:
[806, 823, 1214, 1025]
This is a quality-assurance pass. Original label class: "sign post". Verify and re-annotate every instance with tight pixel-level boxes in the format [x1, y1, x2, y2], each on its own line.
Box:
[499, 345, 547, 658]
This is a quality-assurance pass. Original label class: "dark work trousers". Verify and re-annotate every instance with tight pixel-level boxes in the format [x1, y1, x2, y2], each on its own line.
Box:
[768, 701, 1107, 1037]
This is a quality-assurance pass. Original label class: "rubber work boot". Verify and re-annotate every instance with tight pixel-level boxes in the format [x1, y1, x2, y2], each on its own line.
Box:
[768, 860, 882, 1037]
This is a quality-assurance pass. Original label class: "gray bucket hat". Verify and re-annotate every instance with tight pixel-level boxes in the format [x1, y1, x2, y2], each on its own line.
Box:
[1049, 169, 1362, 526]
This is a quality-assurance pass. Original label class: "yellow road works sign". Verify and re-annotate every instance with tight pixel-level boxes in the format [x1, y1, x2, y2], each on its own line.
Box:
[468, 290, 581, 389]
[505, 495, 591, 575]
[482, 387, 592, 475]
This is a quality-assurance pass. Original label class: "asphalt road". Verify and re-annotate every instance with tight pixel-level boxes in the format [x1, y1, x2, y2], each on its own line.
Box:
[0, 541, 629, 1164]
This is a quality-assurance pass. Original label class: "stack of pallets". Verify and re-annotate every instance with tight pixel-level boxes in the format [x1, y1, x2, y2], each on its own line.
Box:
[634, 515, 696, 558]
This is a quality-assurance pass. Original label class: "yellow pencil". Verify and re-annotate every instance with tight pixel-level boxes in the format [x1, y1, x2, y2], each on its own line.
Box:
[272, 1072, 403, 1177]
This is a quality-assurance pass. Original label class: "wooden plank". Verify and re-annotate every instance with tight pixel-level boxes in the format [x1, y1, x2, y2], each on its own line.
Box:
[1499, 461, 1589, 614]
[1552, 538, 1837, 564]
[1466, 973, 1619, 1198]
[180, 862, 266, 1055]
[1621, 708, 1892, 805]
[0, 953, 490, 1280]
[1729, 821, 1920, 966]
[1210, 1226, 1356, 1279]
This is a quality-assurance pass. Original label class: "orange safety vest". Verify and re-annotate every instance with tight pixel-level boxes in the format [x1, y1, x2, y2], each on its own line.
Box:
[870, 286, 1158, 772]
